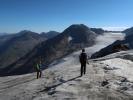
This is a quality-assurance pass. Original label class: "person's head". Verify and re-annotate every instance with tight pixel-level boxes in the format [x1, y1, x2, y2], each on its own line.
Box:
[82, 49, 85, 52]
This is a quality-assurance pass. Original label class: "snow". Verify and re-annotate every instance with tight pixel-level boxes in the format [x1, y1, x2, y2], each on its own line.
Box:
[1, 50, 133, 99]
[102, 58, 133, 82]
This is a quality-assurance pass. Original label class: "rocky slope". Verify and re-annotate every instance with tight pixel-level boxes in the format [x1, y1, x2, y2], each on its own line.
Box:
[122, 27, 133, 36]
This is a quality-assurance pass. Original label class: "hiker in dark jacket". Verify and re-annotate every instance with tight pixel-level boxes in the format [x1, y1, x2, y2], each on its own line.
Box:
[35, 60, 42, 79]
[79, 49, 87, 76]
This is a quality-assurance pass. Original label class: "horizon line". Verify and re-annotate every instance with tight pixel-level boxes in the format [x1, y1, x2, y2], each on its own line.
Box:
[0, 25, 131, 34]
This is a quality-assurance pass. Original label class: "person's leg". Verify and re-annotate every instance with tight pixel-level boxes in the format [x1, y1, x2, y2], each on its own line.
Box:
[39, 70, 42, 78]
[37, 71, 39, 79]
[81, 64, 83, 76]
[84, 64, 86, 75]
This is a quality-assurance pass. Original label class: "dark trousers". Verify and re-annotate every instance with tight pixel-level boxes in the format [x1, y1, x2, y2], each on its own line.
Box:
[81, 63, 86, 76]
[37, 70, 42, 79]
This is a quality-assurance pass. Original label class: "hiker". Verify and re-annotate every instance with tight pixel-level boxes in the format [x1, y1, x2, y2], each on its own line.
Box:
[35, 60, 42, 79]
[79, 49, 87, 76]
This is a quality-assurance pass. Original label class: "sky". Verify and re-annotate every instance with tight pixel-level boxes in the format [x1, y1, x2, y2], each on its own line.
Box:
[0, 0, 133, 33]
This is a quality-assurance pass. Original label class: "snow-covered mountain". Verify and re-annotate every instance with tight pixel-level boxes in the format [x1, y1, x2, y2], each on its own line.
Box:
[1, 32, 132, 100]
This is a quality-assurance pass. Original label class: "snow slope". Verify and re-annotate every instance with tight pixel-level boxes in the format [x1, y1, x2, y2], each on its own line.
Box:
[1, 33, 133, 100]
[1, 50, 133, 100]
[102, 58, 133, 81]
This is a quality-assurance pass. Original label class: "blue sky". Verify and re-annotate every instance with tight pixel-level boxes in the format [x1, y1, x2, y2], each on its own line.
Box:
[0, 0, 133, 33]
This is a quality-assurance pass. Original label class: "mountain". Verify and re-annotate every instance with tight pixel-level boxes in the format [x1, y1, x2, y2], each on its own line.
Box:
[0, 34, 15, 46]
[122, 27, 133, 36]
[0, 30, 47, 71]
[91, 27, 133, 59]
[123, 27, 133, 48]
[41, 31, 60, 39]
[0, 24, 104, 76]
[1, 49, 133, 99]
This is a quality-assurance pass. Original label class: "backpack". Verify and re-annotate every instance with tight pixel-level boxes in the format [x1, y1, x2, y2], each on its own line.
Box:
[35, 63, 40, 71]
[80, 52, 87, 63]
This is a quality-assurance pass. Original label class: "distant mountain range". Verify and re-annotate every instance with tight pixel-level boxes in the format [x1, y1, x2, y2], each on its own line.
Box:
[0, 30, 59, 72]
[0, 24, 105, 76]
[0, 33, 8, 36]
[0, 31, 46, 69]
[91, 27, 133, 59]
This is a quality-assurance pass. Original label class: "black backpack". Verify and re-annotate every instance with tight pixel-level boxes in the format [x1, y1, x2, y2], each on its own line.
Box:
[80, 53, 87, 63]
